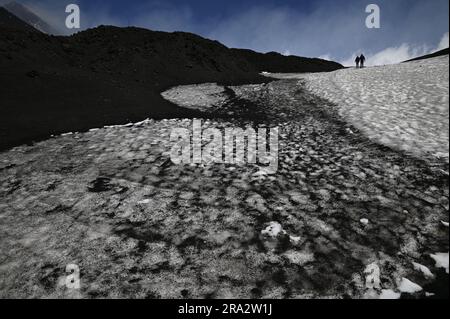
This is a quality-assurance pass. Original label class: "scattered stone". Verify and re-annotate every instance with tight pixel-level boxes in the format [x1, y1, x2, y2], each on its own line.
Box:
[88, 177, 113, 193]
[284, 250, 314, 266]
[246, 194, 267, 213]
[179, 192, 195, 201]
[261, 222, 284, 238]
[360, 218, 369, 226]
[289, 235, 301, 244]
[289, 193, 309, 205]
[318, 189, 331, 201]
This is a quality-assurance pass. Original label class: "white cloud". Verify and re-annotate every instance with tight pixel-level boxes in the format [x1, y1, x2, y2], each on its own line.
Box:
[338, 32, 449, 67]
[205, 1, 449, 62]
[207, 3, 365, 58]
[340, 53, 361, 67]
[436, 32, 449, 51]
[365, 43, 429, 66]
[340, 44, 423, 67]
[318, 54, 333, 61]
[1, 0, 68, 34]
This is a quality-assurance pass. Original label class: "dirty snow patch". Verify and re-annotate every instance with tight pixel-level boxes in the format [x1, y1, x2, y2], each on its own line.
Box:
[412, 262, 435, 279]
[161, 83, 228, 111]
[398, 278, 423, 294]
[261, 222, 284, 237]
[278, 56, 450, 161]
[379, 289, 401, 299]
[289, 235, 301, 243]
[364, 262, 381, 290]
[284, 250, 314, 266]
[360, 218, 369, 225]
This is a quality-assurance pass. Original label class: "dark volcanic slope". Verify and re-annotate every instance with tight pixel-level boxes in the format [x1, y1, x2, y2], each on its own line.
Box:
[0, 25, 343, 150]
[233, 49, 343, 73]
[0, 7, 38, 32]
[404, 48, 449, 62]
[3, 1, 59, 34]
[65, 27, 267, 89]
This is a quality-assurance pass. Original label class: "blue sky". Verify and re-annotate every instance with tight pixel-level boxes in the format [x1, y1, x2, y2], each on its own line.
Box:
[2, 0, 449, 65]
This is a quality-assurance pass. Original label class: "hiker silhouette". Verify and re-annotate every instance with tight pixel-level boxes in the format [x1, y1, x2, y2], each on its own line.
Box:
[355, 56, 360, 68]
[359, 54, 366, 68]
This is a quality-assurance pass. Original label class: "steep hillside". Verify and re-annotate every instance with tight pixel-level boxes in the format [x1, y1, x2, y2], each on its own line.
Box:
[233, 48, 343, 73]
[0, 25, 343, 150]
[0, 7, 38, 32]
[63, 27, 265, 89]
[3, 1, 59, 34]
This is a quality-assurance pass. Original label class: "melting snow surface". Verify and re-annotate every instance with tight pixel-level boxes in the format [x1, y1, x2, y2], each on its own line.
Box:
[273, 56, 450, 161]
[398, 278, 423, 294]
[379, 289, 401, 300]
[364, 262, 381, 290]
[412, 262, 435, 279]
[161, 83, 228, 111]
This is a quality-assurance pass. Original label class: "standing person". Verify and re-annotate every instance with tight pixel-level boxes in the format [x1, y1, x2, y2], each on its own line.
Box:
[355, 56, 360, 68]
[360, 54, 366, 68]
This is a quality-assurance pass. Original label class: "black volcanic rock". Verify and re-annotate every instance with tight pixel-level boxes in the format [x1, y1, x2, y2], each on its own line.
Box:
[0, 25, 343, 150]
[0, 7, 38, 32]
[3, 1, 59, 34]
[232, 49, 343, 73]
[63, 26, 264, 89]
